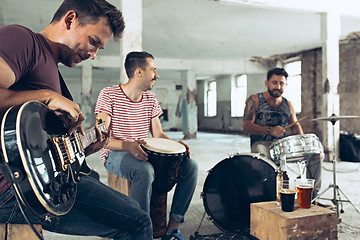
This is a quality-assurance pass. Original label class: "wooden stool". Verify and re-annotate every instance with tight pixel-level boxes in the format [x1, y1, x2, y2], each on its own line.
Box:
[250, 201, 338, 240]
[107, 171, 131, 196]
[107, 171, 168, 238]
[0, 223, 43, 240]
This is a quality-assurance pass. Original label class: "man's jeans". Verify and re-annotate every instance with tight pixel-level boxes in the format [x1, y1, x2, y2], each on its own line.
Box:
[105, 150, 198, 223]
[0, 176, 153, 240]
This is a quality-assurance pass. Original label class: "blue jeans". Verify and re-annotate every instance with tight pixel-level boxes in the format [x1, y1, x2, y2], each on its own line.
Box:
[0, 176, 153, 240]
[105, 151, 198, 223]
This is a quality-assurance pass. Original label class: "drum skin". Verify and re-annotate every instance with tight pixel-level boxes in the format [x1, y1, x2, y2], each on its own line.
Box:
[202, 153, 277, 232]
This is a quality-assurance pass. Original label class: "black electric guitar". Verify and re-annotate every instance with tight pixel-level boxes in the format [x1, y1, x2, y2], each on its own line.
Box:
[0, 101, 106, 218]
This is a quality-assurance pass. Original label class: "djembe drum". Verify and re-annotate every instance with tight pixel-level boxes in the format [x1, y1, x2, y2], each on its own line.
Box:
[142, 138, 188, 238]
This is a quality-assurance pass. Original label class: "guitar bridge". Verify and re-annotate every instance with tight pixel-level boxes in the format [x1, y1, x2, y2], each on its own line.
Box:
[51, 135, 76, 171]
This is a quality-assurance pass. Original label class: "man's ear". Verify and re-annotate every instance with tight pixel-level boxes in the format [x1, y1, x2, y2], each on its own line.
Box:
[64, 10, 77, 30]
[265, 80, 268, 87]
[135, 67, 142, 77]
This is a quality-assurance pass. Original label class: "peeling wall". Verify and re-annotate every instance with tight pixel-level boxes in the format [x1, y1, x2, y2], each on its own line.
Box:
[300, 38, 360, 141]
[338, 39, 360, 134]
[300, 48, 324, 140]
[182, 88, 198, 139]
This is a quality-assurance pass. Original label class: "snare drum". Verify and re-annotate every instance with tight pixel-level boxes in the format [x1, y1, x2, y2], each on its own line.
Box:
[202, 153, 277, 231]
[270, 134, 323, 162]
[142, 138, 187, 238]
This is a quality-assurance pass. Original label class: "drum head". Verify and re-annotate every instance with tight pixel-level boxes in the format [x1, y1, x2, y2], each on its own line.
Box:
[202, 154, 276, 232]
[143, 138, 186, 154]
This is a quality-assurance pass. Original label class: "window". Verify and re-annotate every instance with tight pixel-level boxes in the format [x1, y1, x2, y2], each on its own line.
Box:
[283, 61, 301, 113]
[231, 74, 247, 117]
[204, 80, 217, 117]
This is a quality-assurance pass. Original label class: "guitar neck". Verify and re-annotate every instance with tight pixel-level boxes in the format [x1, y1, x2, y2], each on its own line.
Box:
[79, 123, 107, 150]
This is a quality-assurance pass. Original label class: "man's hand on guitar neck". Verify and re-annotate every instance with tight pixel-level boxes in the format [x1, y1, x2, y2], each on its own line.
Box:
[84, 126, 111, 157]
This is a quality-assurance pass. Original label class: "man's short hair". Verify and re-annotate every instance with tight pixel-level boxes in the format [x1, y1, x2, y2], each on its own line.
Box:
[267, 68, 288, 80]
[51, 0, 125, 40]
[124, 51, 154, 79]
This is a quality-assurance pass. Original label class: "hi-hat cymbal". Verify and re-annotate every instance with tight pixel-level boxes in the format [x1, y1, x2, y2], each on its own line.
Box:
[311, 114, 359, 122]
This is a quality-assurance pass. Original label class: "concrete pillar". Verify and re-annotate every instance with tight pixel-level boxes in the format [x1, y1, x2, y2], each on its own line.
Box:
[321, 11, 340, 161]
[119, 0, 142, 83]
[181, 69, 198, 139]
[81, 61, 93, 129]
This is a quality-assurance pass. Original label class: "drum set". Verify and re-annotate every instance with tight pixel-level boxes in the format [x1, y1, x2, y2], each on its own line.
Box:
[195, 133, 323, 237]
[192, 114, 360, 237]
[144, 114, 360, 238]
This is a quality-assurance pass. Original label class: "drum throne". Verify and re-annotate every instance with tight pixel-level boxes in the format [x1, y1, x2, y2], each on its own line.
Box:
[107, 171, 168, 238]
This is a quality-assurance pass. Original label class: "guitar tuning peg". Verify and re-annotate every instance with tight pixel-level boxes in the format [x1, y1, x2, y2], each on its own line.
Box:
[96, 116, 103, 124]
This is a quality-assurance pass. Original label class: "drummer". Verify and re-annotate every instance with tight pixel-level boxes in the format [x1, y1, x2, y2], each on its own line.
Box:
[242, 67, 321, 198]
[95, 51, 198, 240]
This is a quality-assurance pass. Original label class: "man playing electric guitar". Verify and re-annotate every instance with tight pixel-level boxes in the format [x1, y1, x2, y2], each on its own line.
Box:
[0, 0, 152, 239]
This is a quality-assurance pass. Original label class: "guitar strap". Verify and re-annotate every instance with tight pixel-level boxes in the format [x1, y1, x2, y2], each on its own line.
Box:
[58, 71, 99, 181]
[58, 71, 73, 101]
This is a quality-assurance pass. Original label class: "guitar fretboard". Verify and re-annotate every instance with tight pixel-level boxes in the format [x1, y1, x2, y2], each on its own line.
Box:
[80, 123, 107, 149]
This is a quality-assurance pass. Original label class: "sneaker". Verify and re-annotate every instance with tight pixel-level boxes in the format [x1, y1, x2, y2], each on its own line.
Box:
[161, 229, 185, 240]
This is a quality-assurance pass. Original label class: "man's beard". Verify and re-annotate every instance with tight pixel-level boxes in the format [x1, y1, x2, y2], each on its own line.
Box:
[268, 89, 283, 98]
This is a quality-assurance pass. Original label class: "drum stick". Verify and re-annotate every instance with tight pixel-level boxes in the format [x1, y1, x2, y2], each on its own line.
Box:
[284, 115, 309, 130]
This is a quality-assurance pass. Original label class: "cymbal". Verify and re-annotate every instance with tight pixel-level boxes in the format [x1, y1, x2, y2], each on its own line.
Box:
[311, 115, 359, 122]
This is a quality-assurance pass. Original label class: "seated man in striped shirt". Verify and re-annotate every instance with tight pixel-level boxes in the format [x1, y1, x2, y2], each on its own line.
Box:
[95, 51, 198, 240]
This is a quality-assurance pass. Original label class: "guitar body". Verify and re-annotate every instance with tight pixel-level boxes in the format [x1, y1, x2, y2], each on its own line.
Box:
[1, 101, 84, 217]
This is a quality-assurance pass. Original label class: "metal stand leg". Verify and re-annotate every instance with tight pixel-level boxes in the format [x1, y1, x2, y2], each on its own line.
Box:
[189, 211, 207, 240]
[312, 120, 360, 222]
[297, 160, 307, 178]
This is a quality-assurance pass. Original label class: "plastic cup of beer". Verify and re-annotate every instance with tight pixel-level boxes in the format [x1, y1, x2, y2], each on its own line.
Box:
[296, 179, 315, 208]
[280, 180, 296, 212]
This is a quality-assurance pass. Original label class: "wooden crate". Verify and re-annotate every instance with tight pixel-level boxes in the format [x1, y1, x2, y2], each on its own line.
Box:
[107, 171, 131, 196]
[107, 171, 167, 238]
[0, 224, 43, 240]
[250, 201, 337, 240]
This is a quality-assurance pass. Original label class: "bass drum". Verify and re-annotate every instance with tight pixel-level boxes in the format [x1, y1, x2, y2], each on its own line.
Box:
[202, 153, 277, 232]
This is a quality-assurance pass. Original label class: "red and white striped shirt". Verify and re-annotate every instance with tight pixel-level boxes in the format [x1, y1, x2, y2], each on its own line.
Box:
[95, 84, 163, 164]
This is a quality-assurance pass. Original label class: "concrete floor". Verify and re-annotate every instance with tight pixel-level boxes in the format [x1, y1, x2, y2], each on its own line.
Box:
[43, 131, 360, 240]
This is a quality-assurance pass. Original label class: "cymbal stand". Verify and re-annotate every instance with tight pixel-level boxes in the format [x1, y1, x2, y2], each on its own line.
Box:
[312, 118, 360, 222]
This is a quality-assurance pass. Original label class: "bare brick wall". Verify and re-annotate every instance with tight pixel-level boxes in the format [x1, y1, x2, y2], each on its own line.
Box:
[300, 48, 324, 141]
[300, 39, 360, 141]
[339, 40, 360, 134]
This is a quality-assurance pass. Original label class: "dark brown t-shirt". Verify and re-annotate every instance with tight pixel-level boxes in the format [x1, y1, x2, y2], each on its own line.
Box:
[0, 25, 62, 195]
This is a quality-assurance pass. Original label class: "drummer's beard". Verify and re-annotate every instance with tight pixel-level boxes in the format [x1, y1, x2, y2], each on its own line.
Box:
[268, 89, 283, 98]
